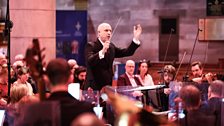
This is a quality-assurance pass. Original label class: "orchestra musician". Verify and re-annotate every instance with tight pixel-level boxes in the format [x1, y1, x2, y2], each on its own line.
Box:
[190, 61, 210, 102]
[158, 65, 176, 111]
[191, 61, 213, 84]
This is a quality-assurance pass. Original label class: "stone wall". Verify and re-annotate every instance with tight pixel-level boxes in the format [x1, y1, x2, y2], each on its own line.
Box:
[10, 0, 56, 64]
[88, 0, 224, 64]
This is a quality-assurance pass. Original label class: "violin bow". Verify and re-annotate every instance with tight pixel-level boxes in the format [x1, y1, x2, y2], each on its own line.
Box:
[202, 42, 209, 70]
[174, 51, 187, 80]
[183, 28, 201, 81]
[158, 28, 174, 84]
[163, 28, 174, 66]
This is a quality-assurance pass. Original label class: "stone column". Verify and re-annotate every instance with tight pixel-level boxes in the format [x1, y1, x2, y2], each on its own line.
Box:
[10, 0, 56, 64]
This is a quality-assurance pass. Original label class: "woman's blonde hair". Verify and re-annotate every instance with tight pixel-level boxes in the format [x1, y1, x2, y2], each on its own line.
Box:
[10, 84, 29, 104]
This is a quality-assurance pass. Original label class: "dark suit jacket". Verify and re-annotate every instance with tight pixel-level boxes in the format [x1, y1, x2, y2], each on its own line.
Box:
[207, 97, 222, 126]
[47, 91, 94, 126]
[84, 38, 140, 90]
[117, 73, 142, 86]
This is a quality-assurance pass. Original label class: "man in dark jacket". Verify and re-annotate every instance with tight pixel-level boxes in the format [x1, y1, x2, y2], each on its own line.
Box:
[46, 58, 94, 126]
[84, 23, 142, 90]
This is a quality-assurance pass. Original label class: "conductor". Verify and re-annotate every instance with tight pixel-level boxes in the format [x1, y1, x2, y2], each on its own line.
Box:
[84, 23, 142, 90]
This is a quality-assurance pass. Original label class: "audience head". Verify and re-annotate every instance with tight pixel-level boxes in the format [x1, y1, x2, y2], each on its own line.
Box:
[12, 60, 24, 70]
[191, 61, 203, 78]
[17, 67, 29, 83]
[97, 23, 112, 42]
[137, 59, 150, 76]
[163, 65, 176, 84]
[0, 64, 8, 82]
[10, 84, 29, 104]
[74, 66, 87, 84]
[179, 85, 201, 111]
[125, 60, 135, 76]
[68, 59, 79, 74]
[18, 95, 39, 105]
[0, 53, 7, 65]
[208, 80, 224, 99]
[71, 113, 104, 126]
[46, 58, 71, 86]
[15, 54, 25, 62]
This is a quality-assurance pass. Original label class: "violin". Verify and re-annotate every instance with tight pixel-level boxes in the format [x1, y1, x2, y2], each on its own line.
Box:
[192, 72, 217, 84]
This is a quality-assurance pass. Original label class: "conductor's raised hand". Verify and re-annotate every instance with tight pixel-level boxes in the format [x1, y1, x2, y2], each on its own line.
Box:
[102, 40, 110, 54]
[133, 24, 142, 41]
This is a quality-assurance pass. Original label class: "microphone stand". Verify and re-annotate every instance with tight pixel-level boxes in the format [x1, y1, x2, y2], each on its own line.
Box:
[183, 29, 201, 82]
[4, 0, 13, 98]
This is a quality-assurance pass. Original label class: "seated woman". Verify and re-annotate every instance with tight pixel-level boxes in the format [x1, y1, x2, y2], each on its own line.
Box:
[135, 59, 154, 86]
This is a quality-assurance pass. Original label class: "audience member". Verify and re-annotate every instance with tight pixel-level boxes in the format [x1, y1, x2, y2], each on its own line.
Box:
[46, 58, 94, 126]
[0, 64, 8, 105]
[71, 113, 105, 126]
[0, 53, 7, 65]
[207, 80, 224, 126]
[179, 85, 215, 126]
[13, 67, 34, 95]
[68, 59, 79, 74]
[5, 84, 29, 126]
[74, 66, 86, 89]
[14, 54, 25, 62]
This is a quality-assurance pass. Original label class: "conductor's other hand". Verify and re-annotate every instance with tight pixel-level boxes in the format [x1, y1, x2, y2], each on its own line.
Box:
[102, 41, 110, 54]
[133, 24, 142, 41]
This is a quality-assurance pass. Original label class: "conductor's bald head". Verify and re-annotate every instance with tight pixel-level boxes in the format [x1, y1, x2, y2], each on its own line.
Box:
[97, 23, 112, 42]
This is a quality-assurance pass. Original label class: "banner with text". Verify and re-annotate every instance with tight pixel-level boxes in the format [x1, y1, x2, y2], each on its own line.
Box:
[56, 11, 87, 66]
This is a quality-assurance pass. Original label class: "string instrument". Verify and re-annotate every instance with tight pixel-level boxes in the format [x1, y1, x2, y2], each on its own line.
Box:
[192, 72, 219, 84]
[25, 38, 46, 101]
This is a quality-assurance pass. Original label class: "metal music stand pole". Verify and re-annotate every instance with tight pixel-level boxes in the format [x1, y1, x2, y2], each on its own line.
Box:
[4, 0, 13, 98]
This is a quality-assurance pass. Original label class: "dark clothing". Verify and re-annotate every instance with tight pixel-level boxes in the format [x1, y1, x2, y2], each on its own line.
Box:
[47, 91, 94, 126]
[207, 97, 222, 126]
[117, 73, 142, 87]
[180, 109, 216, 126]
[84, 38, 140, 90]
[158, 85, 169, 111]
[195, 81, 210, 102]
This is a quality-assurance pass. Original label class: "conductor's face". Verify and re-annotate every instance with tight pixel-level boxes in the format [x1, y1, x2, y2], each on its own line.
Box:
[98, 23, 112, 43]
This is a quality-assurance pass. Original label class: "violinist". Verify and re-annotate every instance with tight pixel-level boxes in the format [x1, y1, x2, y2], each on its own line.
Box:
[191, 61, 214, 84]
[190, 61, 210, 102]
[159, 65, 176, 111]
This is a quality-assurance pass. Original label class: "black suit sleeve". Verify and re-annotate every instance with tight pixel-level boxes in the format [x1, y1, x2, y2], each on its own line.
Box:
[114, 41, 140, 58]
[85, 42, 102, 67]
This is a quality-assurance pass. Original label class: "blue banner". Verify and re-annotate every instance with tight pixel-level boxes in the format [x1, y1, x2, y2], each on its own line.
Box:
[56, 11, 87, 66]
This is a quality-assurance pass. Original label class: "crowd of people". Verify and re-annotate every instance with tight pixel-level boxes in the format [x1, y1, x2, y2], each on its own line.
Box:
[0, 22, 223, 126]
